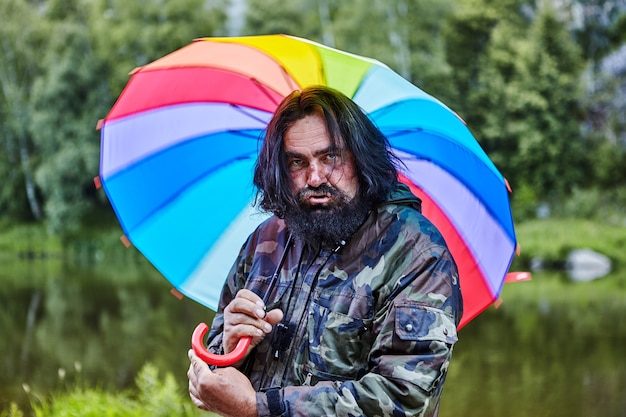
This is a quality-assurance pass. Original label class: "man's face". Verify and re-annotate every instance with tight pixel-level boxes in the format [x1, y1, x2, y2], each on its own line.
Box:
[282, 113, 368, 245]
[284, 113, 359, 208]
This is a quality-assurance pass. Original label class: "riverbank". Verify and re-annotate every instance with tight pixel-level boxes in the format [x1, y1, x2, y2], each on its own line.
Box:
[0, 221, 145, 266]
[2, 218, 624, 272]
[510, 218, 625, 274]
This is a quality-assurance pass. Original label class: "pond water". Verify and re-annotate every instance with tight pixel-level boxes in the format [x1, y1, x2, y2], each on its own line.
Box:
[1, 257, 625, 416]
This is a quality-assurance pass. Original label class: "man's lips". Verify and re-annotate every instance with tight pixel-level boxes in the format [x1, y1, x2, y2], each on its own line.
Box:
[307, 194, 331, 204]
[300, 190, 334, 206]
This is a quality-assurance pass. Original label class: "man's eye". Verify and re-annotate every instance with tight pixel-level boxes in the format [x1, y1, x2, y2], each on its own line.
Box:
[288, 159, 303, 171]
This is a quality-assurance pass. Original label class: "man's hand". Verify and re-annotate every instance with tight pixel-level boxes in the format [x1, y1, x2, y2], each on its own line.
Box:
[188, 349, 258, 417]
[223, 289, 283, 355]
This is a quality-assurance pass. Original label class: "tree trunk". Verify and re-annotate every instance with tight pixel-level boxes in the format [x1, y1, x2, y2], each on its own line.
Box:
[18, 133, 42, 220]
[318, 0, 335, 47]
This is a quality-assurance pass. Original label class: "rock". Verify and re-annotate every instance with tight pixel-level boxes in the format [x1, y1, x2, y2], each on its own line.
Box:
[565, 248, 612, 282]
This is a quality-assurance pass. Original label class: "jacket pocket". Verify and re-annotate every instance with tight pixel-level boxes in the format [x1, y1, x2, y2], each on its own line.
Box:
[392, 303, 458, 393]
[304, 300, 373, 381]
[394, 304, 458, 345]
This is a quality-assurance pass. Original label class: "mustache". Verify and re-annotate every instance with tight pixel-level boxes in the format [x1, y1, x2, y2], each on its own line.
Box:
[297, 184, 341, 202]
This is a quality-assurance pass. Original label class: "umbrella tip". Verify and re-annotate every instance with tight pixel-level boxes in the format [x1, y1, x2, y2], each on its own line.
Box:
[93, 176, 102, 189]
[120, 235, 132, 248]
[170, 288, 184, 300]
[505, 272, 532, 283]
[493, 297, 503, 309]
[505, 178, 512, 193]
[452, 111, 467, 125]
[95, 119, 104, 130]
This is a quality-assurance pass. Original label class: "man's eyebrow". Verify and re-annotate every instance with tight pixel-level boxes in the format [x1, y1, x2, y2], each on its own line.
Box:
[285, 146, 341, 159]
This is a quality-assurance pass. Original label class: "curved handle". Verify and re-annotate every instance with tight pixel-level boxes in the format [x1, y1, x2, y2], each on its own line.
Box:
[191, 322, 252, 367]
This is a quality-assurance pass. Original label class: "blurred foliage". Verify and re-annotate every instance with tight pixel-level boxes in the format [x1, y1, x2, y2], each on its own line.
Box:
[2, 228, 624, 417]
[0, 0, 625, 234]
[20, 364, 208, 417]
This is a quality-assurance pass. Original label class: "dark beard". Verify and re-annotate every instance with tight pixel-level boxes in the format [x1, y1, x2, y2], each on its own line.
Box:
[283, 184, 371, 246]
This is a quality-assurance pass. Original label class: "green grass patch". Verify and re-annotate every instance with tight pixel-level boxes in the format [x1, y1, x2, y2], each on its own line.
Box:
[3, 364, 212, 417]
[511, 218, 626, 271]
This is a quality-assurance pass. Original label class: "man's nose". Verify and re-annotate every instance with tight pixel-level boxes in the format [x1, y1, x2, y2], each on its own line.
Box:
[306, 162, 328, 187]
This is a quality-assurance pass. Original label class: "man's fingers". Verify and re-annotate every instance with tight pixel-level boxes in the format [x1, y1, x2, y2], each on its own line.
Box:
[227, 294, 266, 319]
[265, 308, 284, 326]
[235, 288, 262, 302]
[235, 289, 266, 317]
[188, 349, 212, 378]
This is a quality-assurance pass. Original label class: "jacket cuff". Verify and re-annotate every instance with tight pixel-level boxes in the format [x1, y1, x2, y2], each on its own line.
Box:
[257, 388, 288, 417]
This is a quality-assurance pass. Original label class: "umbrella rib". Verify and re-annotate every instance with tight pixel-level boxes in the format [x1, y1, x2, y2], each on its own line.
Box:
[229, 103, 272, 126]
[250, 77, 287, 106]
[276, 63, 301, 93]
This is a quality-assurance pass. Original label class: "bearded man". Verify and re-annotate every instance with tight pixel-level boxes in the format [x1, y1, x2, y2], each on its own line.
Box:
[188, 86, 463, 417]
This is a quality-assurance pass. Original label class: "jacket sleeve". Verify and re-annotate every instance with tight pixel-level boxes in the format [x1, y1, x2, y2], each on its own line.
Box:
[255, 247, 462, 417]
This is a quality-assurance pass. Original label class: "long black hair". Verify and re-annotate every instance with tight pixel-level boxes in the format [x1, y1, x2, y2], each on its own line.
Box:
[253, 85, 400, 217]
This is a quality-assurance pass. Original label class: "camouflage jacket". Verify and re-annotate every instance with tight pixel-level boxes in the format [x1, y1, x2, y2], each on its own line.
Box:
[206, 184, 463, 417]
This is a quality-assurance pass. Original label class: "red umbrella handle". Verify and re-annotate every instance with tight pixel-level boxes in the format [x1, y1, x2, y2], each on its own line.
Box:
[191, 322, 252, 367]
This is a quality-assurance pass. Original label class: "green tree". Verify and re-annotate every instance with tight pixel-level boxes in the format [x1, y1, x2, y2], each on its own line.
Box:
[0, 0, 48, 221]
[445, 1, 587, 212]
[243, 0, 319, 39]
[29, 19, 108, 233]
[563, 0, 626, 65]
[508, 5, 587, 199]
[88, 0, 228, 97]
[242, 0, 455, 99]
[443, 0, 530, 115]
[333, 0, 456, 95]
[20, 0, 228, 233]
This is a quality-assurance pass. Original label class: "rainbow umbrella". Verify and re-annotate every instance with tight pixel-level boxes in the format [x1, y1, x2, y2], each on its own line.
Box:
[99, 34, 518, 337]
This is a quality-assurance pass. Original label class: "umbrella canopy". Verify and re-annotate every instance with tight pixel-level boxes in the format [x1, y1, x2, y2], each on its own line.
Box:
[99, 34, 517, 330]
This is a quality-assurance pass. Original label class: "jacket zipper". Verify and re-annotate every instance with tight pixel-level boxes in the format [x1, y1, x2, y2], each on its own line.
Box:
[280, 246, 336, 387]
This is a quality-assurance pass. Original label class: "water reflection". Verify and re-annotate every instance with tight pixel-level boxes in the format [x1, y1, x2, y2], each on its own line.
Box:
[441, 273, 626, 417]
[0, 258, 211, 414]
[1, 260, 625, 416]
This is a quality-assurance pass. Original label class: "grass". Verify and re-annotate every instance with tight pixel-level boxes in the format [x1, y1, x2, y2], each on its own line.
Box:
[3, 364, 211, 417]
[511, 218, 626, 271]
